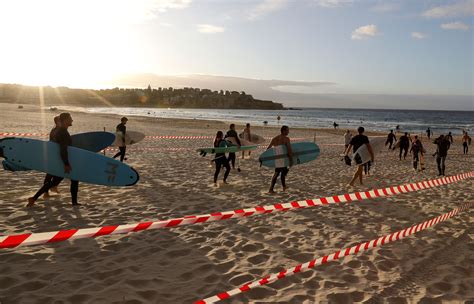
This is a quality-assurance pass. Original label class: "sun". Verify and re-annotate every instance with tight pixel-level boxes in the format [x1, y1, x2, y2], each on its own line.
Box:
[0, 0, 147, 88]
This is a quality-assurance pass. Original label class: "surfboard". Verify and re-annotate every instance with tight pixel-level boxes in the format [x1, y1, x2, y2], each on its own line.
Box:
[352, 144, 372, 165]
[2, 131, 115, 172]
[0, 137, 139, 186]
[227, 137, 254, 147]
[113, 131, 145, 147]
[239, 132, 265, 144]
[197, 144, 257, 155]
[259, 142, 320, 168]
[419, 153, 425, 171]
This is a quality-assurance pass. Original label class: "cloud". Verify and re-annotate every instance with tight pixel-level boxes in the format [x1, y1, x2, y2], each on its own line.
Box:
[247, 0, 288, 20]
[351, 24, 379, 40]
[313, 0, 354, 8]
[370, 2, 401, 13]
[411, 32, 427, 39]
[441, 21, 470, 30]
[422, 0, 474, 18]
[196, 24, 225, 34]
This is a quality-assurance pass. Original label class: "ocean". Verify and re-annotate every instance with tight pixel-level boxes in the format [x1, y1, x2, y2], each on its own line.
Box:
[56, 106, 474, 135]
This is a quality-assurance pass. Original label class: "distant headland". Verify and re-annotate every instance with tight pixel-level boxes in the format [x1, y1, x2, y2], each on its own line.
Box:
[0, 83, 284, 110]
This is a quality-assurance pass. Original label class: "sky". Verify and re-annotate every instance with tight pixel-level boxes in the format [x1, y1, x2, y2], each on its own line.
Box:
[0, 0, 472, 109]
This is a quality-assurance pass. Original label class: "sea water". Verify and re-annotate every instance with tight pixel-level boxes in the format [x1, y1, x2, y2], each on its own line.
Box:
[56, 106, 473, 135]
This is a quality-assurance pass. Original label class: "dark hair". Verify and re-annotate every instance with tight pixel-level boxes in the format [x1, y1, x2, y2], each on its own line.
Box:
[59, 112, 71, 123]
[357, 127, 364, 133]
[281, 125, 289, 133]
[121, 117, 128, 122]
[246, 123, 250, 127]
[230, 124, 235, 128]
[405, 132, 408, 136]
[54, 116, 60, 124]
[214, 131, 223, 146]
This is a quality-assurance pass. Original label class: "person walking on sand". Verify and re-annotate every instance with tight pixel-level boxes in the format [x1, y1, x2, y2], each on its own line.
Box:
[333, 121, 339, 129]
[28, 113, 80, 207]
[113, 117, 128, 162]
[398, 132, 410, 160]
[225, 123, 241, 170]
[344, 130, 352, 150]
[344, 127, 374, 187]
[462, 132, 471, 154]
[213, 131, 231, 186]
[433, 135, 450, 176]
[267, 125, 292, 193]
[241, 123, 252, 159]
[385, 130, 397, 149]
[446, 132, 453, 144]
[426, 127, 432, 139]
[410, 135, 424, 171]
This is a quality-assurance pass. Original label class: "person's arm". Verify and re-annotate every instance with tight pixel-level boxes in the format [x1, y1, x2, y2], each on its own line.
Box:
[267, 138, 275, 150]
[235, 131, 241, 146]
[57, 131, 71, 173]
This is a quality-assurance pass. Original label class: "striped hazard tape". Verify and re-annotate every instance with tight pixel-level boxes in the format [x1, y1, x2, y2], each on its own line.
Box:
[0, 172, 472, 249]
[197, 202, 473, 303]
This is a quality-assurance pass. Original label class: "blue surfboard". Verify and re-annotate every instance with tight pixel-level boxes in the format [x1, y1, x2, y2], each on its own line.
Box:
[259, 142, 320, 168]
[0, 137, 138, 186]
[2, 131, 115, 172]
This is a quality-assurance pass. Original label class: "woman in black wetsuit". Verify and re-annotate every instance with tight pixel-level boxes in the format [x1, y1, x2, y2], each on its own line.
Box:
[213, 131, 231, 186]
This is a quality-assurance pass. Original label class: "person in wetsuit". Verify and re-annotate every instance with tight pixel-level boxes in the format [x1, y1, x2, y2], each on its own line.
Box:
[213, 131, 231, 185]
[225, 124, 241, 170]
[27, 113, 80, 207]
[385, 130, 396, 149]
[398, 132, 410, 160]
[344, 126, 374, 187]
[113, 117, 128, 162]
[410, 135, 424, 171]
[434, 135, 450, 176]
[462, 132, 471, 154]
[267, 125, 292, 193]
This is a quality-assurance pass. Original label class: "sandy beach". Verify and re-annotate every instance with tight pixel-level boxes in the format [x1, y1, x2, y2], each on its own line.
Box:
[0, 103, 472, 303]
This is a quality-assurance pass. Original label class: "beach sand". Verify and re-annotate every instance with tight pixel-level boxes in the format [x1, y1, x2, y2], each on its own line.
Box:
[0, 103, 473, 303]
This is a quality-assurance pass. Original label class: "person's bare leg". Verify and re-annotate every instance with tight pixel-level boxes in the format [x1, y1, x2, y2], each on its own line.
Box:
[348, 166, 363, 186]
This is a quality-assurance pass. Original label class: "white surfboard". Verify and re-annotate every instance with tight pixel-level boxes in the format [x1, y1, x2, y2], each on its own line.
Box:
[352, 144, 372, 165]
[113, 131, 145, 147]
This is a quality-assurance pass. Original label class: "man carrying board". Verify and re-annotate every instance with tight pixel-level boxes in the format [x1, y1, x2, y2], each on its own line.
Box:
[113, 117, 128, 162]
[28, 113, 80, 207]
[267, 125, 292, 193]
[344, 127, 374, 188]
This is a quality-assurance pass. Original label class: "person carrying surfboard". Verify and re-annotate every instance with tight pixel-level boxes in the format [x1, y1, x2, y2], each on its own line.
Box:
[267, 125, 292, 193]
[410, 135, 424, 171]
[225, 124, 241, 170]
[28, 113, 80, 207]
[344, 127, 374, 188]
[385, 130, 397, 149]
[213, 131, 231, 186]
[113, 117, 128, 162]
[242, 123, 252, 159]
[43, 115, 61, 199]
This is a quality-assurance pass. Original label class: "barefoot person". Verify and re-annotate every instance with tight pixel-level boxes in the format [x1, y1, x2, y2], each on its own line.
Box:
[225, 124, 241, 170]
[28, 113, 80, 207]
[344, 127, 374, 187]
[241, 123, 252, 159]
[113, 117, 128, 162]
[267, 125, 292, 193]
[213, 131, 231, 185]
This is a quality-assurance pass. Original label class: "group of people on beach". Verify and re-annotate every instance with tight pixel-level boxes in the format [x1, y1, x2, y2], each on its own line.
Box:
[213, 123, 292, 193]
[27, 114, 130, 207]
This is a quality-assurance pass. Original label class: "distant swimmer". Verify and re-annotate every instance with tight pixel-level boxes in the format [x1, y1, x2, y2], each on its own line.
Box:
[267, 125, 292, 193]
[213, 131, 231, 185]
[433, 135, 450, 176]
[426, 127, 432, 139]
[225, 123, 241, 170]
[398, 132, 410, 160]
[410, 135, 424, 171]
[277, 115, 281, 124]
[344, 127, 374, 187]
[396, 125, 400, 132]
[333, 121, 339, 129]
[385, 130, 397, 149]
[462, 132, 471, 154]
[113, 117, 128, 162]
[28, 113, 80, 207]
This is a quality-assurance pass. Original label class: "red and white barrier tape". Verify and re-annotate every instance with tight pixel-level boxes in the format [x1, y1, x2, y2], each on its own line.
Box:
[0, 132, 48, 137]
[196, 202, 473, 303]
[0, 172, 472, 249]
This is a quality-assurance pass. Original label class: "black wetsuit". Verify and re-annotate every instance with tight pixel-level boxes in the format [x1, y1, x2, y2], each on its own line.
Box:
[43, 126, 58, 186]
[32, 127, 79, 205]
[399, 135, 410, 160]
[410, 139, 423, 170]
[214, 139, 230, 183]
[113, 122, 127, 162]
[225, 129, 241, 169]
[434, 138, 450, 175]
[386, 132, 396, 149]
